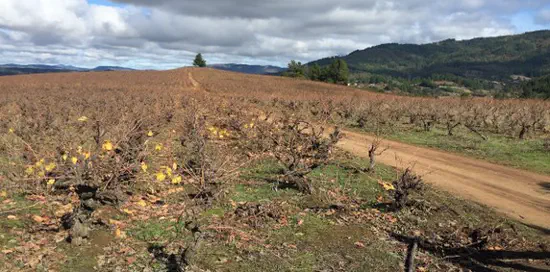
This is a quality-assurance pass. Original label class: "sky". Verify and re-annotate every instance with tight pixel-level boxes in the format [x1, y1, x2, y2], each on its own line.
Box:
[0, 0, 550, 69]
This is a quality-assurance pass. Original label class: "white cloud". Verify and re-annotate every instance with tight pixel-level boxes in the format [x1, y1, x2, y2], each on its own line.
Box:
[0, 0, 549, 68]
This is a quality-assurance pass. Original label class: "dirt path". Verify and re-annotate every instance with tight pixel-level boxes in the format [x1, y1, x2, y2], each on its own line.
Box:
[337, 130, 550, 229]
[188, 71, 207, 92]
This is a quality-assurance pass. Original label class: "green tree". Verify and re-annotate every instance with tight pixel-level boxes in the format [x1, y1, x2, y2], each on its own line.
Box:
[327, 59, 349, 84]
[285, 60, 306, 78]
[193, 53, 207, 67]
[308, 64, 322, 81]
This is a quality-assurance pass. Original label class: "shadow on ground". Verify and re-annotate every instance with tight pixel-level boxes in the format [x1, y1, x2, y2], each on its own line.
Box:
[538, 182, 550, 192]
[391, 233, 550, 272]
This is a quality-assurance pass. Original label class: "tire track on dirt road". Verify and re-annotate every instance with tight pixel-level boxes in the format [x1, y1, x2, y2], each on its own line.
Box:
[337, 129, 550, 229]
[188, 71, 206, 92]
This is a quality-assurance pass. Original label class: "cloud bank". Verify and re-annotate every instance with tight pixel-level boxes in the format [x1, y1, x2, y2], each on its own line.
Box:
[0, 0, 549, 69]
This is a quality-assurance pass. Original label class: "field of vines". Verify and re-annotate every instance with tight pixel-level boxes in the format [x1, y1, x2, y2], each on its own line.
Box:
[0, 69, 548, 271]
[193, 69, 550, 174]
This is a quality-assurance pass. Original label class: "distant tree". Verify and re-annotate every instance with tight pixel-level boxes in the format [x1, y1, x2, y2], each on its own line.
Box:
[285, 60, 307, 78]
[419, 79, 437, 88]
[326, 59, 349, 84]
[308, 64, 322, 81]
[193, 53, 207, 67]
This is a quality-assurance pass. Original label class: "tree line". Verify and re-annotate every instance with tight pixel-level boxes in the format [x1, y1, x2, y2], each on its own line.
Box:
[283, 59, 349, 85]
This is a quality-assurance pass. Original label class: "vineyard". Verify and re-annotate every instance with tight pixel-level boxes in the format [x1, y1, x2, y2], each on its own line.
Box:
[193, 69, 550, 174]
[0, 68, 549, 271]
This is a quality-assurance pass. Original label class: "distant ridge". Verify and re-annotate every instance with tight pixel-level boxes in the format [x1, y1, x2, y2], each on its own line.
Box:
[209, 63, 286, 75]
[0, 64, 135, 76]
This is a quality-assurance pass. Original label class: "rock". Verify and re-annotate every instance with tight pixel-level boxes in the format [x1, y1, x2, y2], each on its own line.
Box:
[82, 199, 101, 211]
[69, 219, 90, 245]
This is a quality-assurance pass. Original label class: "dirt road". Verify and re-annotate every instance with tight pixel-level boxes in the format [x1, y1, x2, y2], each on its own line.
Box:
[338, 130, 550, 229]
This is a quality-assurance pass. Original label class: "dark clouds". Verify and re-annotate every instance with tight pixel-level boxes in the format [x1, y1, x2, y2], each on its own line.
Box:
[0, 0, 549, 69]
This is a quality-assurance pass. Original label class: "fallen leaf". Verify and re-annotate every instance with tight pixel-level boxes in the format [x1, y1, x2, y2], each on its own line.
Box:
[32, 215, 46, 223]
[115, 228, 127, 239]
[354, 241, 366, 248]
[26, 195, 46, 202]
[109, 219, 123, 227]
[7, 215, 17, 220]
[54, 203, 73, 218]
[122, 209, 134, 215]
[0, 191, 7, 198]
[1, 249, 14, 254]
[488, 246, 503, 251]
[286, 244, 297, 249]
[136, 200, 147, 207]
[126, 257, 137, 265]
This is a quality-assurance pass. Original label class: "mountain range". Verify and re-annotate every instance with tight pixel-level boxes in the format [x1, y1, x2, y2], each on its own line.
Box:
[208, 63, 286, 74]
[0, 64, 135, 76]
[0, 63, 286, 76]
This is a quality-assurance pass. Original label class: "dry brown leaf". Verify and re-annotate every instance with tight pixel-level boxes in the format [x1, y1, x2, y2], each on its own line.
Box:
[354, 241, 366, 248]
[54, 203, 73, 218]
[32, 215, 46, 223]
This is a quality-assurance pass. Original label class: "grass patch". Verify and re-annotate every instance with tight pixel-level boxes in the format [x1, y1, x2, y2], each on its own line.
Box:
[129, 220, 186, 243]
[354, 124, 550, 175]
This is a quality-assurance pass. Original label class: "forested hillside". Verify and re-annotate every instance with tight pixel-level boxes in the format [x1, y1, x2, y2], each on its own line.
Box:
[311, 30, 550, 80]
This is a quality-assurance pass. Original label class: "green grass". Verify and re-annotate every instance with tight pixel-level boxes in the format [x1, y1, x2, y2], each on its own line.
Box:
[129, 220, 186, 243]
[358, 125, 550, 175]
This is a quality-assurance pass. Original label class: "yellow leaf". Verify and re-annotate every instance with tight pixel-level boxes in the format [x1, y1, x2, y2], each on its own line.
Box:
[108, 219, 123, 226]
[102, 140, 113, 151]
[137, 200, 147, 207]
[83, 152, 91, 160]
[78, 116, 88, 122]
[147, 131, 154, 137]
[37, 171, 45, 178]
[115, 228, 127, 239]
[140, 162, 148, 173]
[155, 144, 163, 151]
[35, 159, 44, 167]
[382, 182, 395, 191]
[172, 162, 178, 171]
[71, 157, 78, 165]
[155, 172, 166, 182]
[0, 191, 7, 198]
[47, 179, 55, 186]
[122, 209, 134, 215]
[45, 162, 56, 172]
[8, 128, 14, 133]
[62, 153, 68, 161]
[25, 166, 34, 175]
[171, 175, 182, 185]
